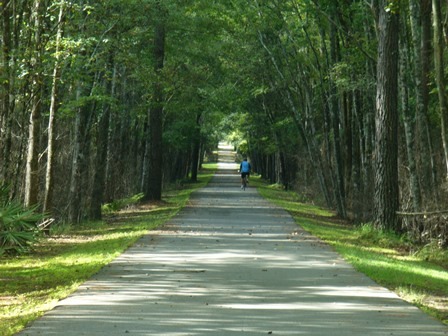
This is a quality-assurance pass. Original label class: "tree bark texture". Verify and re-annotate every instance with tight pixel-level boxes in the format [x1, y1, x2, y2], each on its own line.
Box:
[399, 31, 421, 212]
[432, 0, 448, 179]
[190, 112, 202, 182]
[24, 0, 43, 208]
[146, 6, 166, 201]
[90, 62, 115, 220]
[43, 2, 65, 213]
[420, 0, 438, 201]
[374, 0, 400, 231]
[1, 0, 12, 182]
[328, 14, 347, 219]
[69, 86, 91, 223]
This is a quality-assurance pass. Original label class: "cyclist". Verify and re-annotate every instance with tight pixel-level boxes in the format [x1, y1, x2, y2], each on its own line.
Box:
[240, 157, 251, 189]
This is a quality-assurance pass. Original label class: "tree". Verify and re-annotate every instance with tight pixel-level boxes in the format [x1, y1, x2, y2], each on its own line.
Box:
[373, 0, 400, 231]
[1, 0, 448, 246]
[0, 0, 12, 183]
[432, 0, 448, 180]
[43, 1, 66, 213]
[24, 0, 44, 208]
[145, 1, 166, 201]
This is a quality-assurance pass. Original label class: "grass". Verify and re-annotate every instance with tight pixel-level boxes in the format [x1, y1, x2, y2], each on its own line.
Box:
[252, 177, 448, 325]
[0, 164, 216, 336]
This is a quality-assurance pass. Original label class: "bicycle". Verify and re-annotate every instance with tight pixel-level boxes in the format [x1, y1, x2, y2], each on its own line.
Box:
[241, 175, 249, 190]
[240, 158, 251, 191]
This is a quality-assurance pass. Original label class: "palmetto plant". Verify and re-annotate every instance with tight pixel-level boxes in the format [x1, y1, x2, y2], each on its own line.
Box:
[0, 184, 44, 255]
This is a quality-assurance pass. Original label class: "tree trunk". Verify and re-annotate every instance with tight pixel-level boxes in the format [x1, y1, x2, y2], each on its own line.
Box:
[43, 2, 65, 213]
[351, 90, 363, 221]
[141, 112, 151, 193]
[6, 3, 25, 200]
[190, 138, 201, 182]
[409, 0, 435, 207]
[373, 0, 400, 231]
[399, 28, 421, 212]
[362, 93, 376, 220]
[279, 151, 288, 189]
[1, 0, 12, 182]
[24, 0, 43, 208]
[146, 4, 166, 201]
[420, 0, 439, 201]
[432, 0, 448, 179]
[257, 29, 333, 207]
[190, 112, 202, 182]
[90, 62, 116, 220]
[69, 86, 91, 223]
[328, 14, 346, 219]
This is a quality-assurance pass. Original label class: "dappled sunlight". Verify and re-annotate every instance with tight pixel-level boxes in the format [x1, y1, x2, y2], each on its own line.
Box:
[217, 142, 239, 172]
[354, 255, 448, 284]
[302, 286, 399, 299]
[218, 301, 408, 311]
[118, 206, 178, 215]
[18, 145, 447, 336]
[216, 162, 239, 171]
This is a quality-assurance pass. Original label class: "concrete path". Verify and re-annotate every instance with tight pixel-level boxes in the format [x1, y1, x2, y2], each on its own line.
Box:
[19, 144, 447, 335]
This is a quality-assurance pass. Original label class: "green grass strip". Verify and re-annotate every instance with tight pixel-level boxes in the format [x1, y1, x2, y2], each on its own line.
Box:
[253, 177, 448, 325]
[0, 164, 216, 336]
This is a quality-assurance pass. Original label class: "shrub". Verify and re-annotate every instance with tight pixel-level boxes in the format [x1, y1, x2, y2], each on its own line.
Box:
[102, 193, 144, 214]
[0, 185, 44, 256]
[356, 223, 407, 248]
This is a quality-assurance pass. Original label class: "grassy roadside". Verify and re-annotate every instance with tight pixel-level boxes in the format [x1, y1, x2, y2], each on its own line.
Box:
[252, 177, 448, 325]
[0, 164, 216, 336]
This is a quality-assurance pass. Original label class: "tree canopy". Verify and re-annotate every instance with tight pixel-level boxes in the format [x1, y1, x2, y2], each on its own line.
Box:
[1, 0, 447, 245]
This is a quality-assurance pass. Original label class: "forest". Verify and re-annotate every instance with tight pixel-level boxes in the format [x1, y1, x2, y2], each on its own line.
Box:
[0, 0, 448, 250]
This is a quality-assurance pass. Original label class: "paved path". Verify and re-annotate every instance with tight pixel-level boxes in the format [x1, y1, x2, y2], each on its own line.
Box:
[19, 145, 447, 335]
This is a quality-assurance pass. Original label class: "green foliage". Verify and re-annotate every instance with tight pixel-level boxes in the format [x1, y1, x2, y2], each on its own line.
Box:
[385, 0, 401, 14]
[0, 184, 9, 204]
[101, 193, 144, 214]
[415, 241, 448, 268]
[356, 223, 409, 248]
[0, 185, 44, 256]
[48, 221, 73, 236]
[331, 63, 376, 94]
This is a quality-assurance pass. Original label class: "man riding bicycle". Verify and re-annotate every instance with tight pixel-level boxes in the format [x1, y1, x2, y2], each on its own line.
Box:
[240, 157, 251, 189]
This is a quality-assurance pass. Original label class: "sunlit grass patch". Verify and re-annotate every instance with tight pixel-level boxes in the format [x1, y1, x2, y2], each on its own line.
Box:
[252, 177, 331, 217]
[0, 224, 151, 335]
[102, 193, 144, 214]
[201, 162, 218, 170]
[416, 241, 448, 269]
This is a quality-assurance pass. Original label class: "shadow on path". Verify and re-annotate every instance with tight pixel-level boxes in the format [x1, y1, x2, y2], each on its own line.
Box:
[18, 144, 447, 335]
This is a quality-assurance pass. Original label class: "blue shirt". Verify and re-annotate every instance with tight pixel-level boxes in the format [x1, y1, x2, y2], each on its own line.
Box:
[240, 161, 251, 173]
